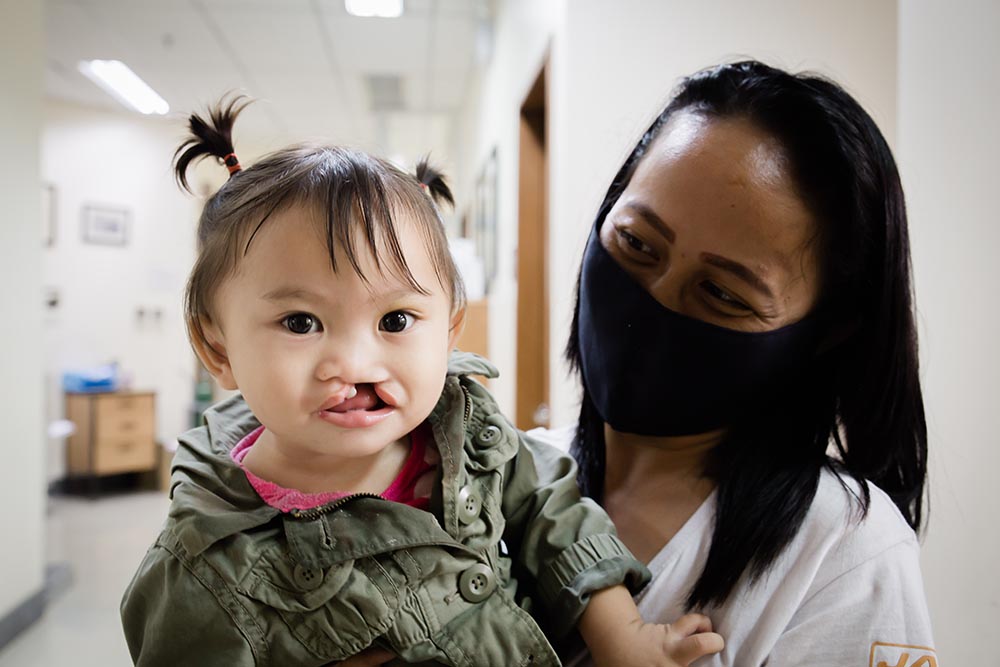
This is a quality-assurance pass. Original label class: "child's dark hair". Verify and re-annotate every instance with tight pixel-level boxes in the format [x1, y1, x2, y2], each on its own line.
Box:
[174, 95, 465, 354]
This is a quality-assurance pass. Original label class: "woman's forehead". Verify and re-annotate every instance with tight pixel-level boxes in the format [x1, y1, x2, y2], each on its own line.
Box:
[611, 114, 822, 315]
[630, 115, 816, 260]
[641, 113, 791, 190]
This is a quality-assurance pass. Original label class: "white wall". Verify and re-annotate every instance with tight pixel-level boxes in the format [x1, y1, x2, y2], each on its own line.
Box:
[898, 1, 1000, 662]
[41, 103, 201, 480]
[454, 0, 565, 413]
[0, 0, 46, 623]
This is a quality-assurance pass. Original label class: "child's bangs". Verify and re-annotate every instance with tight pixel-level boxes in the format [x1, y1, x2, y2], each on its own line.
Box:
[318, 183, 432, 297]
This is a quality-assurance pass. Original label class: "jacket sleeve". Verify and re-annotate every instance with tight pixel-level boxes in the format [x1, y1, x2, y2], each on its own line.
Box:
[499, 429, 650, 638]
[121, 543, 258, 666]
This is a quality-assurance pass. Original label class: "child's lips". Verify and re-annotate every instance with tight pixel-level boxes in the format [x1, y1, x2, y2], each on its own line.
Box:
[317, 383, 396, 429]
[328, 384, 380, 413]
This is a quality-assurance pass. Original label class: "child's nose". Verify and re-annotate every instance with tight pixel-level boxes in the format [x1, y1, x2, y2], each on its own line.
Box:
[314, 334, 379, 384]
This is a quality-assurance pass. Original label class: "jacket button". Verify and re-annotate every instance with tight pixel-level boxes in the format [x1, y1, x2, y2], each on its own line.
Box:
[458, 563, 496, 603]
[457, 485, 482, 524]
[293, 564, 323, 591]
[476, 424, 502, 446]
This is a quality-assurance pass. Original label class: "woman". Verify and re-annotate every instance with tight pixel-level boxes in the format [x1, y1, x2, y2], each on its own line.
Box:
[559, 60, 934, 665]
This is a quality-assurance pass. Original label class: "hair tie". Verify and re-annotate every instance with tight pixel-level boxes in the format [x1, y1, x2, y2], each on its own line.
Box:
[222, 152, 242, 175]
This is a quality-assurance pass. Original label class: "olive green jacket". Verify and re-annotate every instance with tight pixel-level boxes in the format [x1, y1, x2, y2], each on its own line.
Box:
[121, 353, 648, 666]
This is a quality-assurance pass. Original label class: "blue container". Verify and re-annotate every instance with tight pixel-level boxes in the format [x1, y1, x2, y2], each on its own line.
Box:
[62, 364, 119, 393]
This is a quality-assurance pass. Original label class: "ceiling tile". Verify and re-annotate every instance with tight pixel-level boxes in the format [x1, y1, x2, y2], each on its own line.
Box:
[319, 13, 432, 75]
[201, 2, 329, 74]
[431, 15, 477, 72]
[44, 0, 487, 157]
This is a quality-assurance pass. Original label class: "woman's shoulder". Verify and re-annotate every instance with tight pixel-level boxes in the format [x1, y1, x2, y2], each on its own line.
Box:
[802, 467, 920, 586]
[523, 424, 575, 453]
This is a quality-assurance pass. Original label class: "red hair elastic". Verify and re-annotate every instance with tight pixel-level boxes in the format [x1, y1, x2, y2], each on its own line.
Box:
[222, 152, 242, 175]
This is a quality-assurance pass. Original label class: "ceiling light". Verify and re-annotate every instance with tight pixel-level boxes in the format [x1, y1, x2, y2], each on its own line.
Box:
[77, 60, 169, 115]
[345, 0, 403, 18]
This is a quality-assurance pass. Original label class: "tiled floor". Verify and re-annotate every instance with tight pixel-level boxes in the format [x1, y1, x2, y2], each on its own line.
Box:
[0, 491, 170, 666]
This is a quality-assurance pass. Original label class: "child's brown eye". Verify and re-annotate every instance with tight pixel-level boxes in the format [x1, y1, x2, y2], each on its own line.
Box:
[284, 313, 319, 334]
[379, 311, 414, 333]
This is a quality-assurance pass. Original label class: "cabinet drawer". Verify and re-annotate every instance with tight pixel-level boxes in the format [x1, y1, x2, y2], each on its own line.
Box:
[95, 434, 157, 476]
[96, 394, 154, 439]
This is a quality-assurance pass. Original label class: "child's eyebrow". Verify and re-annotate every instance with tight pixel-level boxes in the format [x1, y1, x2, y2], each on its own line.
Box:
[261, 286, 324, 303]
[369, 286, 430, 304]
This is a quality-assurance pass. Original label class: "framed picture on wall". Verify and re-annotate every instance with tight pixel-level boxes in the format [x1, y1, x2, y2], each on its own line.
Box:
[474, 148, 498, 292]
[42, 183, 56, 248]
[81, 204, 130, 246]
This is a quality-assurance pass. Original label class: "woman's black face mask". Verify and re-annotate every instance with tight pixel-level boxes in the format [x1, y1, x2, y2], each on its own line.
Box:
[577, 225, 823, 437]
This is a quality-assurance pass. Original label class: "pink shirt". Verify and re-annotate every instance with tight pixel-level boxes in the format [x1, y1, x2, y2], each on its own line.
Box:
[230, 425, 438, 513]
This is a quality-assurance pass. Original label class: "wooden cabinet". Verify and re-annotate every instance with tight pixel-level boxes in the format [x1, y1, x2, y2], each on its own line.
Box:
[65, 391, 157, 478]
[455, 299, 489, 376]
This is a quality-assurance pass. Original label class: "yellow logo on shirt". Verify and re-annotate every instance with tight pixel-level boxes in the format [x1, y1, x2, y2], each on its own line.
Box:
[870, 642, 938, 667]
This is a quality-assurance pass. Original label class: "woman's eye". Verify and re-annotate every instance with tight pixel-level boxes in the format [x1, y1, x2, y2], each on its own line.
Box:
[379, 311, 414, 333]
[283, 313, 320, 334]
[616, 228, 656, 258]
[701, 282, 751, 312]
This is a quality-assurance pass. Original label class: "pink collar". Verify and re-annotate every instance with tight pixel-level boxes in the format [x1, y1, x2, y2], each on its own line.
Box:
[230, 425, 433, 512]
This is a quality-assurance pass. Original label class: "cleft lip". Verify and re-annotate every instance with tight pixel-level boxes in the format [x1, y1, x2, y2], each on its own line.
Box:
[318, 386, 355, 413]
[372, 384, 398, 408]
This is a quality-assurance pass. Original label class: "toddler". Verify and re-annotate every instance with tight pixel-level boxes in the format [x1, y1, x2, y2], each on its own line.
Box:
[120, 96, 723, 667]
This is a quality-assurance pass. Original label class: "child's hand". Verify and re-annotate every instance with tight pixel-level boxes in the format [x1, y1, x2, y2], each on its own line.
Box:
[579, 587, 723, 667]
[591, 613, 724, 667]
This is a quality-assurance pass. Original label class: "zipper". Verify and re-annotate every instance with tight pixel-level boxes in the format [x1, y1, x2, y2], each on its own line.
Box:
[288, 492, 383, 521]
[292, 385, 470, 522]
[460, 383, 472, 429]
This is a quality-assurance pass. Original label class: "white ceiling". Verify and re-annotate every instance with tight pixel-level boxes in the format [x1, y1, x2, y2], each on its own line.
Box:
[45, 0, 492, 162]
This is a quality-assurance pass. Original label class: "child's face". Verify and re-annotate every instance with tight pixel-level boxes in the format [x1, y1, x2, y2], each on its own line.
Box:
[202, 204, 461, 459]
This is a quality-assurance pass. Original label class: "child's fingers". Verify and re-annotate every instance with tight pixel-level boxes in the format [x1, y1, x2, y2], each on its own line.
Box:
[668, 612, 715, 636]
[670, 631, 725, 665]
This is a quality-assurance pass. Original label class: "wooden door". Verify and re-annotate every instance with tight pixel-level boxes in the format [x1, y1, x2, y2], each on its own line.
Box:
[516, 65, 549, 429]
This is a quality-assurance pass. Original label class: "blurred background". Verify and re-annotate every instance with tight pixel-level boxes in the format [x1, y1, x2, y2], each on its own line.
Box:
[1, 0, 997, 664]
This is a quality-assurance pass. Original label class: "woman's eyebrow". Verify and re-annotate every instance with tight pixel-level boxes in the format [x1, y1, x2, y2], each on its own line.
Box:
[701, 253, 775, 298]
[623, 202, 676, 243]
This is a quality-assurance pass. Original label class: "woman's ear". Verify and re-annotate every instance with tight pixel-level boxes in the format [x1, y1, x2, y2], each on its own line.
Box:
[190, 317, 238, 390]
[448, 306, 467, 351]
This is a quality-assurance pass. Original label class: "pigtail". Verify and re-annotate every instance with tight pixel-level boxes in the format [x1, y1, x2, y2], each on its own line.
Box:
[174, 94, 252, 194]
[415, 156, 454, 208]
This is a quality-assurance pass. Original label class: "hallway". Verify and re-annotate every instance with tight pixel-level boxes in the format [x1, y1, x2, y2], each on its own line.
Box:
[0, 492, 169, 666]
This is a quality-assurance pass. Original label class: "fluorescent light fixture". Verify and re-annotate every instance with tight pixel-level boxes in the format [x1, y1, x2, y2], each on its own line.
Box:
[345, 0, 403, 18]
[77, 60, 169, 115]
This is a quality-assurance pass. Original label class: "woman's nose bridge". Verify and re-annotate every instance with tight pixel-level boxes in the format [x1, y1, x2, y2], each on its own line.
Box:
[647, 259, 686, 311]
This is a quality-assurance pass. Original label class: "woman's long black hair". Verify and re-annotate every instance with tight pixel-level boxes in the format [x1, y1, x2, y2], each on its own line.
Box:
[566, 61, 927, 609]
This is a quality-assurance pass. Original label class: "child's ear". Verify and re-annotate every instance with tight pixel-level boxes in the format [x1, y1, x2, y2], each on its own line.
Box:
[190, 317, 238, 391]
[448, 306, 467, 351]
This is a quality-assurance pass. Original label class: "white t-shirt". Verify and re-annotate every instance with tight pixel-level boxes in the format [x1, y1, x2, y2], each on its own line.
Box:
[530, 427, 938, 666]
